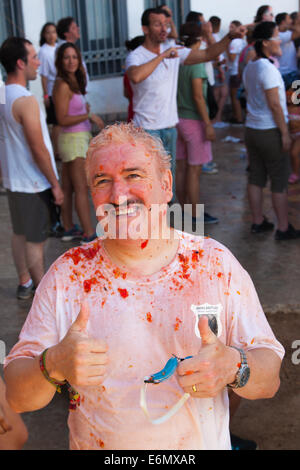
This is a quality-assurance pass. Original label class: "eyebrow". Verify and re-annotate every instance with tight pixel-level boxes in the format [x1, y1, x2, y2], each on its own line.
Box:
[93, 167, 146, 180]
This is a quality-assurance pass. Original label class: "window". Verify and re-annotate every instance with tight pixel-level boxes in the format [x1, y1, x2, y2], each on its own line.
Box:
[144, 0, 191, 30]
[0, 0, 24, 78]
[0, 0, 24, 44]
[46, 0, 128, 79]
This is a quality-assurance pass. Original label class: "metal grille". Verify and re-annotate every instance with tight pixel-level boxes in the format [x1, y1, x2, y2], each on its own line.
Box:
[0, 0, 24, 44]
[46, 0, 128, 80]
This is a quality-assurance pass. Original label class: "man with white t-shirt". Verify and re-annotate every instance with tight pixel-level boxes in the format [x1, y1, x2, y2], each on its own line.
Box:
[126, 7, 238, 200]
[0, 37, 64, 299]
[275, 12, 300, 89]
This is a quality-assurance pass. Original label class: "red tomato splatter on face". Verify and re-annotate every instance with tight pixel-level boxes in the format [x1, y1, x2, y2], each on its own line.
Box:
[118, 288, 129, 299]
[141, 240, 149, 250]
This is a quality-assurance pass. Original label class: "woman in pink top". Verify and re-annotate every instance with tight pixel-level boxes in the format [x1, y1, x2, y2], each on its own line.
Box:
[53, 43, 104, 244]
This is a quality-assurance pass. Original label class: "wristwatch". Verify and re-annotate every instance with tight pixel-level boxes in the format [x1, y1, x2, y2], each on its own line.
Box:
[227, 347, 250, 389]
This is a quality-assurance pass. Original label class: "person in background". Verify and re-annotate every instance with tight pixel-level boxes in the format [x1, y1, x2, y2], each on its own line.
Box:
[38, 23, 60, 160]
[0, 37, 64, 299]
[159, 4, 178, 39]
[185, 11, 218, 175]
[286, 86, 300, 183]
[275, 12, 300, 89]
[176, 22, 218, 226]
[210, 16, 229, 128]
[254, 5, 274, 23]
[124, 36, 145, 123]
[243, 21, 300, 240]
[53, 43, 104, 244]
[56, 17, 89, 91]
[290, 11, 300, 57]
[228, 21, 247, 124]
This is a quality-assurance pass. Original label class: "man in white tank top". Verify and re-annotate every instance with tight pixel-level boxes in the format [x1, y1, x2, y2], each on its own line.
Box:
[0, 37, 64, 300]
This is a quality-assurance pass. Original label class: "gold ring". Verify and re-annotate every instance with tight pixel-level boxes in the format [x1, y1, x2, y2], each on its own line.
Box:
[192, 384, 197, 393]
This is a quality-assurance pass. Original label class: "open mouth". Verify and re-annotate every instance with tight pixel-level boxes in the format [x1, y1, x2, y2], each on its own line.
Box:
[114, 203, 144, 218]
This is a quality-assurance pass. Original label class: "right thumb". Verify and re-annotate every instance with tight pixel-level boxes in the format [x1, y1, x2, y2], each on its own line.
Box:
[72, 301, 90, 333]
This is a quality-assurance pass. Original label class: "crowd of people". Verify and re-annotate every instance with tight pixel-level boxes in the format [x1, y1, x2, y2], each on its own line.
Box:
[0, 3, 298, 451]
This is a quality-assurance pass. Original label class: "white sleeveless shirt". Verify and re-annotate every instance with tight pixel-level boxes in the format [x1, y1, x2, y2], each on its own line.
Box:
[0, 84, 58, 193]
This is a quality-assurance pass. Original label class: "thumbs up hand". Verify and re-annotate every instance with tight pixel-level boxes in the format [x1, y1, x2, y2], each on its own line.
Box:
[177, 316, 240, 398]
[45, 301, 109, 387]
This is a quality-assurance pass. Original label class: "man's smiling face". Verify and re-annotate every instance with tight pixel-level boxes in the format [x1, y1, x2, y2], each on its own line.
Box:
[89, 142, 172, 240]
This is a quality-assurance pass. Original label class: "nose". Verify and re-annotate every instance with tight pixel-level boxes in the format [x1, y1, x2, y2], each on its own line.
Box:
[110, 180, 130, 206]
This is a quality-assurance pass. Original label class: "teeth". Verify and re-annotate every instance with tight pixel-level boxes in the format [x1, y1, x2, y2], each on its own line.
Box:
[115, 206, 138, 216]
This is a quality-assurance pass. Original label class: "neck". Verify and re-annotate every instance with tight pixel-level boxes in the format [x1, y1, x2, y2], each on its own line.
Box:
[143, 36, 161, 54]
[5, 73, 27, 87]
[103, 228, 179, 276]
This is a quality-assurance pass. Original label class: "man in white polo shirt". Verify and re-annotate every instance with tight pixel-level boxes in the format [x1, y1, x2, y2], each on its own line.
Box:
[275, 12, 300, 89]
[0, 37, 63, 300]
[126, 7, 236, 200]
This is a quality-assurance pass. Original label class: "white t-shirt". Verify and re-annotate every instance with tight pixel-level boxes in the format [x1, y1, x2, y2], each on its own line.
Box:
[125, 40, 190, 130]
[228, 38, 246, 76]
[243, 58, 288, 129]
[4, 232, 284, 450]
[0, 84, 58, 193]
[38, 43, 58, 96]
[278, 30, 297, 75]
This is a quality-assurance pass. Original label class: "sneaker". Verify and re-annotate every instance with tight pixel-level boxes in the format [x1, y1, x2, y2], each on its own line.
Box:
[17, 282, 35, 300]
[288, 173, 300, 184]
[80, 233, 98, 245]
[49, 221, 65, 238]
[230, 433, 258, 450]
[205, 161, 218, 170]
[61, 224, 83, 242]
[275, 223, 300, 241]
[251, 217, 274, 234]
[202, 164, 218, 175]
[204, 212, 219, 224]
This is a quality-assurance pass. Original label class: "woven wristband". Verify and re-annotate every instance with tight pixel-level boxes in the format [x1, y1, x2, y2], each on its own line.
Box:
[39, 349, 81, 411]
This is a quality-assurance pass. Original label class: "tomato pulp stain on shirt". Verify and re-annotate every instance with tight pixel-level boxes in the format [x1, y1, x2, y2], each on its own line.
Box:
[141, 240, 149, 250]
[118, 288, 129, 299]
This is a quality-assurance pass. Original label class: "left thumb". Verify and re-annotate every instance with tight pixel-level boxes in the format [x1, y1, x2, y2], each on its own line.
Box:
[198, 316, 217, 345]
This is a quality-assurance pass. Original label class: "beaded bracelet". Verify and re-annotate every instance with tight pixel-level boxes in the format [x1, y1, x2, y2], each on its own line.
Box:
[39, 349, 81, 411]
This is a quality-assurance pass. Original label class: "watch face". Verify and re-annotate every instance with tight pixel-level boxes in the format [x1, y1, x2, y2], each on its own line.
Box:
[239, 366, 250, 387]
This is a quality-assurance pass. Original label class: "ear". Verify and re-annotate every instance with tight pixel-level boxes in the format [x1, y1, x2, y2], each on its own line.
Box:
[16, 58, 26, 71]
[161, 169, 173, 203]
[142, 25, 149, 36]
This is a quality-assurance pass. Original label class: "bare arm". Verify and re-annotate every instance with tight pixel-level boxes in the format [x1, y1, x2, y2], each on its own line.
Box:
[13, 96, 63, 205]
[265, 87, 291, 152]
[52, 80, 89, 127]
[192, 78, 215, 141]
[126, 46, 183, 84]
[0, 376, 28, 449]
[184, 34, 231, 65]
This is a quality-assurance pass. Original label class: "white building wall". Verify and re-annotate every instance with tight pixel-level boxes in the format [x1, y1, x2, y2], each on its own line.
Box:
[190, 0, 299, 34]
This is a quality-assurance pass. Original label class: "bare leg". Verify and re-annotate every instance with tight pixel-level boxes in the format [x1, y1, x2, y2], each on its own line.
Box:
[11, 234, 30, 285]
[214, 84, 228, 122]
[186, 164, 202, 217]
[272, 192, 289, 232]
[69, 158, 94, 237]
[25, 242, 45, 287]
[290, 139, 300, 175]
[61, 163, 74, 232]
[247, 184, 264, 225]
[230, 87, 243, 123]
[176, 159, 187, 208]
